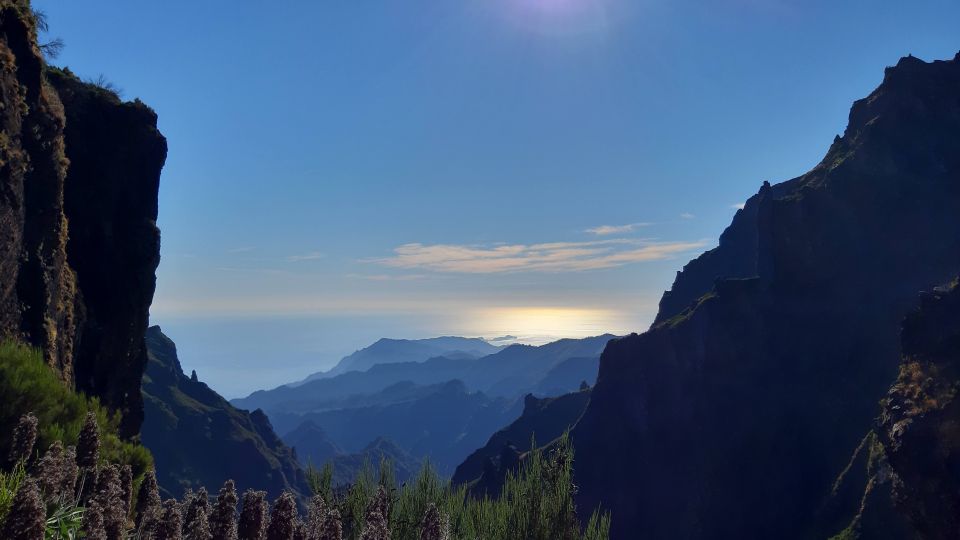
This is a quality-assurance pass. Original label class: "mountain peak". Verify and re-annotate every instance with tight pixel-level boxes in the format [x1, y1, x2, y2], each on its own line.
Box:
[573, 51, 960, 538]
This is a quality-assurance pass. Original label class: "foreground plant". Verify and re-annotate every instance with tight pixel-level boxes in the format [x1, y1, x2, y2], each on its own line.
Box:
[2, 479, 44, 540]
[1, 341, 610, 540]
[8, 414, 39, 467]
[306, 432, 609, 540]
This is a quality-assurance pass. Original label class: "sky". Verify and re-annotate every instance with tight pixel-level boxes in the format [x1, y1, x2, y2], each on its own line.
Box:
[35, 0, 960, 397]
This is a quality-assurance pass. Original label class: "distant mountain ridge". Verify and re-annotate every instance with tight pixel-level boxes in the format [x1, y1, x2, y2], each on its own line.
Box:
[234, 334, 614, 479]
[295, 336, 503, 384]
[233, 334, 614, 414]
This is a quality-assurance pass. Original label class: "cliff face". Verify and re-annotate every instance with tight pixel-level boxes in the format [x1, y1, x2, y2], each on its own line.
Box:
[142, 326, 311, 500]
[0, 1, 76, 385]
[572, 53, 960, 539]
[48, 68, 165, 438]
[0, 3, 164, 438]
[875, 279, 960, 539]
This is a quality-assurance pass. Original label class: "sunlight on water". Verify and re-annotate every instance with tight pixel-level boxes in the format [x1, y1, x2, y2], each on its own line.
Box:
[466, 306, 622, 344]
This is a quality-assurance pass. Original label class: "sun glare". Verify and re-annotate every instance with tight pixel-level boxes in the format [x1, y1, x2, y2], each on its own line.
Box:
[468, 306, 621, 344]
[501, 0, 617, 36]
[521, 0, 586, 15]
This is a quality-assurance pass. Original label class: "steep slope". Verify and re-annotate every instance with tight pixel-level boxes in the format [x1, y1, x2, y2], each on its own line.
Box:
[0, 4, 165, 438]
[873, 278, 960, 539]
[141, 326, 310, 499]
[534, 356, 598, 396]
[572, 53, 960, 539]
[452, 388, 591, 494]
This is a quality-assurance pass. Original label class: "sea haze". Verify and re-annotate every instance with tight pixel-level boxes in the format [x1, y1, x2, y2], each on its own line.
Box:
[154, 313, 625, 399]
[153, 314, 445, 399]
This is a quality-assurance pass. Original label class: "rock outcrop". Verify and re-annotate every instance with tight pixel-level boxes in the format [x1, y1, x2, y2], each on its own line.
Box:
[572, 52, 960, 539]
[0, 2, 165, 438]
[875, 279, 960, 539]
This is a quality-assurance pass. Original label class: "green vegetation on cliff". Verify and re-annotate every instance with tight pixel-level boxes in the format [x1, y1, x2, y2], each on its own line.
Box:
[142, 326, 310, 500]
[0, 340, 152, 478]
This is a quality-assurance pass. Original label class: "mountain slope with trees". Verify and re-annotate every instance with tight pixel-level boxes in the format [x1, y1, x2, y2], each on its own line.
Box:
[141, 326, 310, 500]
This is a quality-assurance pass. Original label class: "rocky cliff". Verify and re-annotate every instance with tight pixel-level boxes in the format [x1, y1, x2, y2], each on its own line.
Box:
[0, 2, 165, 438]
[572, 52, 960, 539]
[874, 279, 960, 539]
[142, 326, 311, 500]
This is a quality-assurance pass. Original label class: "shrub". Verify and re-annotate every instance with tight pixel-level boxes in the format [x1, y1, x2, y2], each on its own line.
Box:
[0, 341, 152, 479]
[185, 502, 213, 540]
[156, 499, 184, 540]
[238, 490, 267, 540]
[7, 413, 38, 466]
[265, 492, 298, 540]
[209, 480, 238, 540]
[135, 469, 162, 530]
[83, 500, 107, 540]
[0, 460, 26, 524]
[314, 433, 610, 540]
[1, 478, 44, 540]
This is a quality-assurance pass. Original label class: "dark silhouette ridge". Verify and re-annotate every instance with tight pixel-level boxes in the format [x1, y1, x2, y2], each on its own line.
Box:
[572, 52, 960, 539]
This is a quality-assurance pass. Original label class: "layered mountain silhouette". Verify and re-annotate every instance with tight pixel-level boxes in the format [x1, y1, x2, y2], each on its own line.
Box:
[570, 53, 960, 539]
[141, 326, 310, 499]
[276, 380, 522, 475]
[281, 422, 420, 487]
[281, 420, 343, 466]
[234, 335, 612, 476]
[295, 336, 502, 383]
[234, 334, 613, 414]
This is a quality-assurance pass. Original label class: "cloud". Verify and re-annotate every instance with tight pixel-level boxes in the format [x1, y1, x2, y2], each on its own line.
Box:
[731, 202, 746, 210]
[286, 251, 324, 262]
[215, 266, 291, 276]
[346, 273, 428, 281]
[679, 213, 695, 220]
[584, 222, 651, 235]
[368, 238, 708, 274]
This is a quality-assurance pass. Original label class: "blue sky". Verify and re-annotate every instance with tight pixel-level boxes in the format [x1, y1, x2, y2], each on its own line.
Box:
[36, 0, 960, 397]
